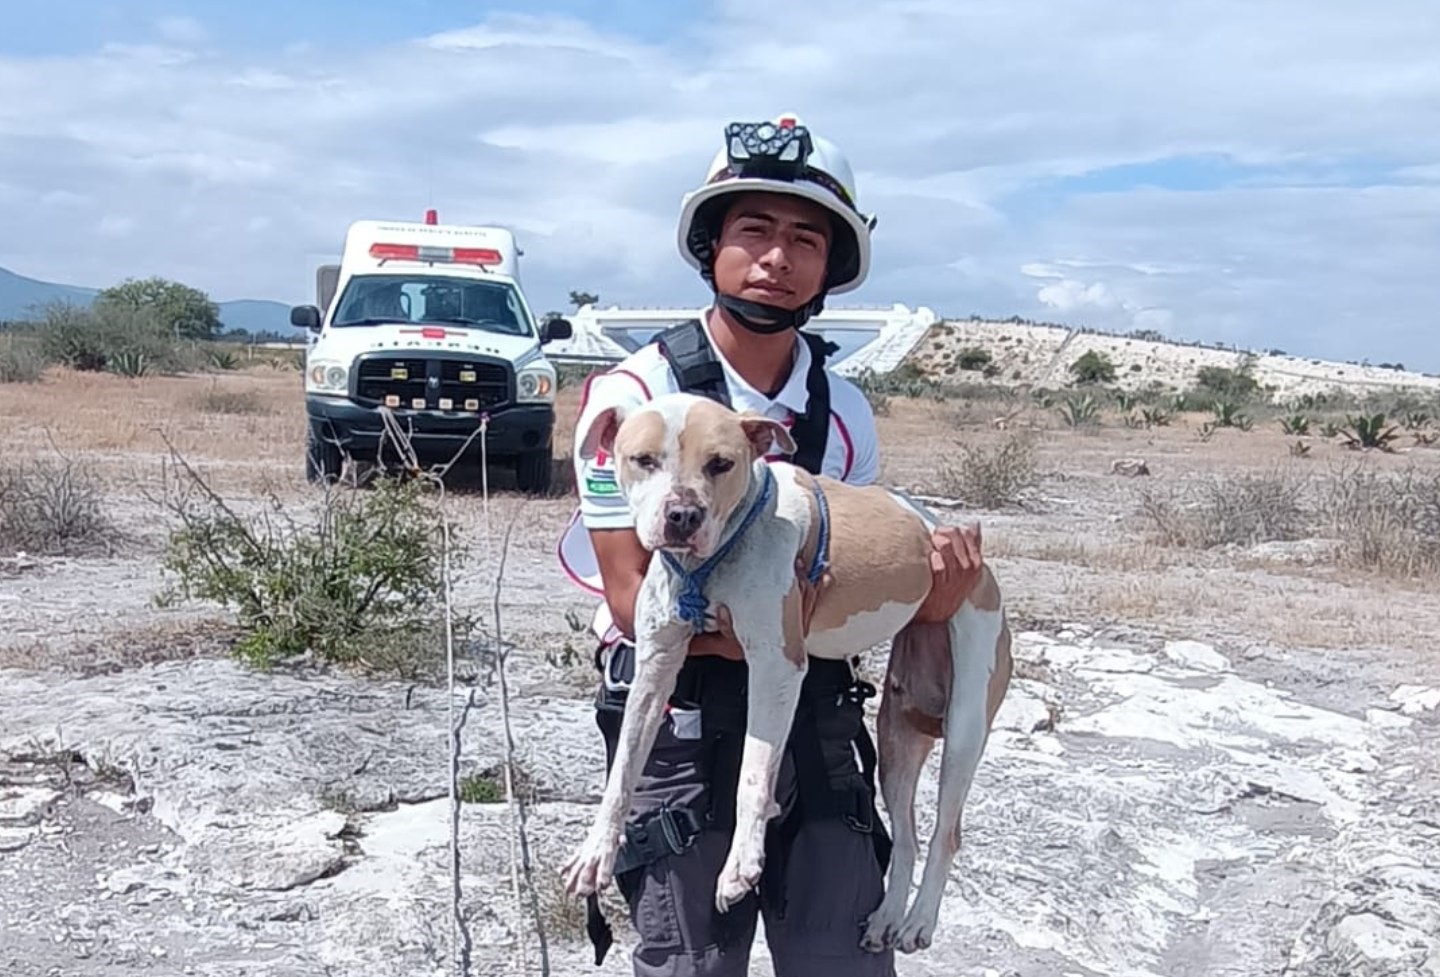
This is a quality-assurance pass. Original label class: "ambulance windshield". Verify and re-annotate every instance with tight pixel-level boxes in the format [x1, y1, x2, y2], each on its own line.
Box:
[332, 274, 533, 337]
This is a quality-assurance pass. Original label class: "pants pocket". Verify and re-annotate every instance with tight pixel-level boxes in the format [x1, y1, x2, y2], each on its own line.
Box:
[627, 862, 684, 952]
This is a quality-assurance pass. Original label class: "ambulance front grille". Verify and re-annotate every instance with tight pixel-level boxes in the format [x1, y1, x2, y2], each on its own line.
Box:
[353, 356, 510, 411]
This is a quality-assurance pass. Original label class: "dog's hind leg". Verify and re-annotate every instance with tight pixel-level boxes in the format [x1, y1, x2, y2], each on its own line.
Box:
[714, 586, 807, 914]
[861, 621, 943, 952]
[896, 585, 1008, 954]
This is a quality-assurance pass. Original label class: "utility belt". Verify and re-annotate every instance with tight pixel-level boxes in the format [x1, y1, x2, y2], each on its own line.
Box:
[585, 639, 892, 964]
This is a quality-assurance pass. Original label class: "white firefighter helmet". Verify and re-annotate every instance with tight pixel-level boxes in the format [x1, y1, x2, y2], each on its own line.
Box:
[676, 114, 875, 296]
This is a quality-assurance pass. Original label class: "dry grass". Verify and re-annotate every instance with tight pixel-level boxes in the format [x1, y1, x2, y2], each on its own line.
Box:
[2, 365, 1438, 679]
[0, 616, 237, 673]
[1132, 460, 1440, 580]
[0, 368, 304, 468]
[1137, 466, 1312, 549]
[188, 382, 274, 416]
[1317, 461, 1440, 577]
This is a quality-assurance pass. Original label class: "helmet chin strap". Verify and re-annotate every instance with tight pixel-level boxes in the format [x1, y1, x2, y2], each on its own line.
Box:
[715, 289, 826, 334]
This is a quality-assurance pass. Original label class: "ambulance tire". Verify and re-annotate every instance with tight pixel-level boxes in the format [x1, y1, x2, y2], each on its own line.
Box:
[305, 431, 344, 485]
[513, 447, 552, 496]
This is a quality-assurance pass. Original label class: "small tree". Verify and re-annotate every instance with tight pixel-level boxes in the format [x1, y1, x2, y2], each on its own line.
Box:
[568, 290, 599, 309]
[1069, 349, 1117, 385]
[96, 276, 221, 342]
[956, 347, 992, 371]
[1193, 364, 1260, 401]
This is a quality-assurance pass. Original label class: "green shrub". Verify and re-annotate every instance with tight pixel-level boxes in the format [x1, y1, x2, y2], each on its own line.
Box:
[1069, 350, 1117, 385]
[157, 472, 477, 673]
[35, 301, 180, 375]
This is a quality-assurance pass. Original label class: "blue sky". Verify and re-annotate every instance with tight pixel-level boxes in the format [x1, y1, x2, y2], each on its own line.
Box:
[2, 0, 1438, 370]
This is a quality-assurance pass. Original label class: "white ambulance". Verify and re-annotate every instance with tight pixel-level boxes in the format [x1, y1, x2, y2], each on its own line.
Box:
[291, 211, 572, 493]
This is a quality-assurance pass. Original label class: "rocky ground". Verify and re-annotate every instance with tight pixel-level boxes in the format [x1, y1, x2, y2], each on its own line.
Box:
[3, 370, 1439, 976]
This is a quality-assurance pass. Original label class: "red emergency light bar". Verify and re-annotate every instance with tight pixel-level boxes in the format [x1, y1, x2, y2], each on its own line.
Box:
[369, 242, 503, 267]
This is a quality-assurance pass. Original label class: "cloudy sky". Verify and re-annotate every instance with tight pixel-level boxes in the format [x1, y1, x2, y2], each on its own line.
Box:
[2, 0, 1438, 369]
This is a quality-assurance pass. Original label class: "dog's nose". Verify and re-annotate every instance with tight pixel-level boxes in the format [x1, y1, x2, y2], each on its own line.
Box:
[664, 504, 704, 541]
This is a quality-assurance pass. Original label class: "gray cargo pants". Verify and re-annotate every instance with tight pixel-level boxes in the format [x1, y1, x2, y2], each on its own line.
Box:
[607, 657, 896, 977]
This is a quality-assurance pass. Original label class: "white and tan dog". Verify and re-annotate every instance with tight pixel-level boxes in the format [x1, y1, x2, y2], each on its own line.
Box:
[562, 392, 1012, 954]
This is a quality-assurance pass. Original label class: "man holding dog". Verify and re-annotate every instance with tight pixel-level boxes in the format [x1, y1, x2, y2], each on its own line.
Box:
[557, 114, 984, 976]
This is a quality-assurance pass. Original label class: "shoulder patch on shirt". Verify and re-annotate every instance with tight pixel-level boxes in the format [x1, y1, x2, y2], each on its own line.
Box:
[585, 475, 621, 495]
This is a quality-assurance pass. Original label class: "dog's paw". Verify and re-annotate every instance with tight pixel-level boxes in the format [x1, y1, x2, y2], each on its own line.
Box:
[894, 907, 938, 954]
[713, 847, 764, 914]
[560, 829, 620, 899]
[860, 896, 908, 952]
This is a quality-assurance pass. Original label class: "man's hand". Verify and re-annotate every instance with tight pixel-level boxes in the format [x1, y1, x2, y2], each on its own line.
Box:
[912, 522, 984, 625]
[688, 558, 832, 661]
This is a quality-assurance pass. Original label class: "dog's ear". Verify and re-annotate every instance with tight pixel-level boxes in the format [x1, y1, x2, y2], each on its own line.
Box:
[738, 412, 797, 459]
[578, 404, 627, 462]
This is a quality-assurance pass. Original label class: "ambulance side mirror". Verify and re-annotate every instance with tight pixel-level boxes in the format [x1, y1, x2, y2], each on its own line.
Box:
[290, 305, 323, 333]
[540, 316, 573, 344]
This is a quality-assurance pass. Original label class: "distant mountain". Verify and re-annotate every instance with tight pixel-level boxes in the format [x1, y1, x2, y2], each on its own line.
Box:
[0, 265, 96, 313]
[0, 265, 293, 336]
[211, 298, 296, 335]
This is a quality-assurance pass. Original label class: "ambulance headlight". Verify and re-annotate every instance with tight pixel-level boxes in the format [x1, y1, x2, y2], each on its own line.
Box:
[307, 361, 349, 394]
[516, 366, 554, 403]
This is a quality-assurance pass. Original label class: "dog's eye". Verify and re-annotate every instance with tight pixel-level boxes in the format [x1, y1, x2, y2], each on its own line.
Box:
[705, 456, 735, 477]
[630, 453, 658, 471]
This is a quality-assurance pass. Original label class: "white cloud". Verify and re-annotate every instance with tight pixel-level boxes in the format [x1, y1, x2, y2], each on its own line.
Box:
[0, 1, 1437, 368]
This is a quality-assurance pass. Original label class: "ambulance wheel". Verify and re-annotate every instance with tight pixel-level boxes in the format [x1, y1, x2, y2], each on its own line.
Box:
[514, 448, 553, 495]
[305, 431, 344, 484]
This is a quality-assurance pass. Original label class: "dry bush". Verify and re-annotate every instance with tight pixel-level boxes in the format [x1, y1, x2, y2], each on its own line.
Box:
[0, 456, 119, 555]
[1318, 462, 1440, 577]
[1137, 461, 1440, 579]
[0, 334, 50, 383]
[190, 384, 271, 416]
[937, 432, 1041, 508]
[1138, 467, 1311, 549]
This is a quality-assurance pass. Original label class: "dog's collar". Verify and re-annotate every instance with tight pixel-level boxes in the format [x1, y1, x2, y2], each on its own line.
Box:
[661, 463, 776, 631]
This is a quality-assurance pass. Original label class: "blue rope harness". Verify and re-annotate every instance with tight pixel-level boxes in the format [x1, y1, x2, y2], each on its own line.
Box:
[662, 465, 776, 630]
[660, 465, 832, 631]
[804, 475, 831, 586]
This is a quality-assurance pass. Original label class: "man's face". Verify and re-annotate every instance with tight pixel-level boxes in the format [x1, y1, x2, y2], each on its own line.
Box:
[710, 191, 832, 309]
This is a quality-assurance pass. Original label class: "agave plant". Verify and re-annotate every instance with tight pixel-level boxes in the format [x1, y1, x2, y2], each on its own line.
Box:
[207, 348, 240, 371]
[1210, 400, 1251, 429]
[1278, 414, 1311, 436]
[107, 350, 151, 378]
[1111, 388, 1139, 412]
[1056, 393, 1100, 428]
[1403, 410, 1432, 431]
[1341, 412, 1401, 451]
[1289, 439, 1312, 458]
[1141, 406, 1173, 428]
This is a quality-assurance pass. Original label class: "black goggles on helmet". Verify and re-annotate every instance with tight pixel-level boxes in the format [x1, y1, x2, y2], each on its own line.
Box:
[716, 119, 859, 213]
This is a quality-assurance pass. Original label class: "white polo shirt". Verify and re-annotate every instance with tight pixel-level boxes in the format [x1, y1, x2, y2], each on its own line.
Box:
[556, 317, 880, 641]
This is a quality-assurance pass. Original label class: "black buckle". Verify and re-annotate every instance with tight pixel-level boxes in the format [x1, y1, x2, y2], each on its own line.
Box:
[614, 805, 702, 876]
